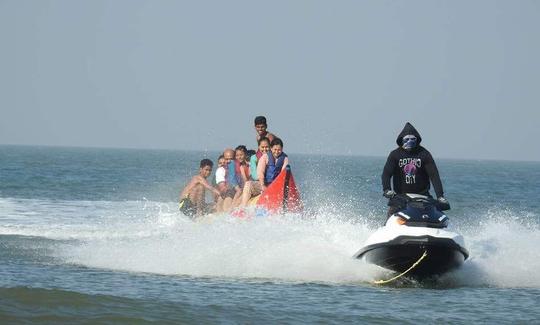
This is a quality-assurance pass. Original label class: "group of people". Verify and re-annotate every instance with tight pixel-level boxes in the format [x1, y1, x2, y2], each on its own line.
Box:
[179, 116, 289, 218]
[179, 119, 450, 219]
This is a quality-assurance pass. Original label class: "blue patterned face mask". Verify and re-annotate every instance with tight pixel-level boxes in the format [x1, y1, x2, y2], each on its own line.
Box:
[402, 135, 417, 150]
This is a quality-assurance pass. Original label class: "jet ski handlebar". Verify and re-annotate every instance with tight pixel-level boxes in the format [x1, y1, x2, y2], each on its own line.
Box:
[389, 193, 451, 211]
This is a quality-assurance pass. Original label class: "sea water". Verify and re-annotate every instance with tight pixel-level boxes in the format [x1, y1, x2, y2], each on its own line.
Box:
[1, 145, 539, 323]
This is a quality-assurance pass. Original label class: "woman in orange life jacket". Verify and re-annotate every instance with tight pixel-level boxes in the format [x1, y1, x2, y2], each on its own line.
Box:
[238, 137, 271, 208]
[230, 145, 251, 208]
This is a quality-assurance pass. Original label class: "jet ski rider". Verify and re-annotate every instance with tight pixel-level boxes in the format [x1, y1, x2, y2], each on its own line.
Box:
[381, 122, 449, 217]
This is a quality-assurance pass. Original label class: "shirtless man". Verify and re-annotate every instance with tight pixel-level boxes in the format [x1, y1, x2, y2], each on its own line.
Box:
[215, 148, 236, 213]
[179, 159, 221, 218]
[254, 116, 277, 143]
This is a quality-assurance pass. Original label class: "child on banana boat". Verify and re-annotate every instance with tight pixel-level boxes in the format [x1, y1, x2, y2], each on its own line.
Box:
[238, 137, 270, 207]
[229, 145, 251, 208]
[179, 159, 221, 218]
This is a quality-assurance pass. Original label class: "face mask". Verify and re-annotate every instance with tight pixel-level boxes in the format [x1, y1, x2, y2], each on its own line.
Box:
[402, 135, 417, 150]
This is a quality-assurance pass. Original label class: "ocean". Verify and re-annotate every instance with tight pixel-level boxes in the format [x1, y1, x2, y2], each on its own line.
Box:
[1, 145, 539, 324]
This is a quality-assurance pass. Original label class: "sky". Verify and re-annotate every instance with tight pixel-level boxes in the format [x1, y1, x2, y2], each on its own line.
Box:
[1, 0, 539, 161]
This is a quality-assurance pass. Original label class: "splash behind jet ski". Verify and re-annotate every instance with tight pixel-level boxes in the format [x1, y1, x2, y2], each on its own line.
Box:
[354, 193, 469, 280]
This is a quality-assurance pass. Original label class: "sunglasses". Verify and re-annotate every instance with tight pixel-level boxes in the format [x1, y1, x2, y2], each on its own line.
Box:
[403, 137, 417, 142]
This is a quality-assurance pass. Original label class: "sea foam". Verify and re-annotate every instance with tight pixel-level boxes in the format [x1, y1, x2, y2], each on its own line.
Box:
[1, 197, 539, 288]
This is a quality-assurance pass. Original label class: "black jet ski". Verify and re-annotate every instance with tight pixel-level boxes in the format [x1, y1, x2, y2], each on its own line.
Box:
[354, 193, 469, 279]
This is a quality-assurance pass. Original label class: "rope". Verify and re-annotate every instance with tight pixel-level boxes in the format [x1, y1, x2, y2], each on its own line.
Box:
[373, 250, 428, 285]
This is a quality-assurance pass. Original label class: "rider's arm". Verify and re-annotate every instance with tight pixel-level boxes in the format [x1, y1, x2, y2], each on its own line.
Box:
[381, 153, 396, 192]
[424, 152, 444, 198]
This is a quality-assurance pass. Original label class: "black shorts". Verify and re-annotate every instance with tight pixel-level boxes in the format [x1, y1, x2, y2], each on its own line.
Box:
[179, 198, 196, 217]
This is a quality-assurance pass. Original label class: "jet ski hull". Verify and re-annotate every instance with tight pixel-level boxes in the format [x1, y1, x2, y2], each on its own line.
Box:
[355, 235, 468, 278]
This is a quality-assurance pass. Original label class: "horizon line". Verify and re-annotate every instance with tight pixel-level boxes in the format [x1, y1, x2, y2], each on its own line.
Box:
[1, 142, 539, 164]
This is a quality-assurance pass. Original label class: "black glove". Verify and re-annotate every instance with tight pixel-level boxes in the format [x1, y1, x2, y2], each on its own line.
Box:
[437, 196, 448, 204]
[436, 196, 450, 210]
[383, 190, 396, 199]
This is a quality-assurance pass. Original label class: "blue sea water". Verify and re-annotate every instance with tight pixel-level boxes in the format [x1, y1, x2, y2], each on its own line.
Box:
[1, 145, 540, 324]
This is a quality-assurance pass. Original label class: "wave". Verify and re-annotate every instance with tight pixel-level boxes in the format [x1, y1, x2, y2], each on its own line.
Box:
[1, 197, 539, 288]
[0, 286, 196, 323]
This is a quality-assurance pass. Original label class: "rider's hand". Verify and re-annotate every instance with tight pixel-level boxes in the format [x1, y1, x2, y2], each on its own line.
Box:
[383, 190, 396, 199]
[437, 196, 449, 204]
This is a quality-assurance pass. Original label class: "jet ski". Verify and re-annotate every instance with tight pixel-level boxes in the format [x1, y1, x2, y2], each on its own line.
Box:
[354, 193, 469, 279]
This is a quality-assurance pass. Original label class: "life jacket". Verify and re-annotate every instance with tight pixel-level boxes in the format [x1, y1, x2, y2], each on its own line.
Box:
[264, 151, 287, 185]
[226, 161, 236, 188]
[250, 153, 260, 181]
[234, 160, 250, 187]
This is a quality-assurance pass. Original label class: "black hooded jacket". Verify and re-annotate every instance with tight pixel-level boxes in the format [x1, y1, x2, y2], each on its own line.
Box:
[381, 122, 444, 198]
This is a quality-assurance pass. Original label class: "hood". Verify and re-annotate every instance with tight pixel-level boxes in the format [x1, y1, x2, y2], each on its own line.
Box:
[396, 122, 422, 146]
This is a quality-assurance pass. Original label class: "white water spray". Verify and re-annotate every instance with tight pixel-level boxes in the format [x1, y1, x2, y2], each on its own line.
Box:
[1, 197, 539, 287]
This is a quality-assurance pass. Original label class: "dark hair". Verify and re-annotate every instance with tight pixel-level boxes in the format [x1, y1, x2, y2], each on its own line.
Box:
[254, 116, 267, 126]
[200, 159, 213, 168]
[258, 137, 270, 145]
[246, 149, 256, 158]
[217, 154, 224, 160]
[270, 137, 283, 148]
[235, 145, 248, 154]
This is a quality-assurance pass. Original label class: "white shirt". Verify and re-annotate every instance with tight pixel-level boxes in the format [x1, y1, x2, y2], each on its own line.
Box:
[215, 166, 226, 184]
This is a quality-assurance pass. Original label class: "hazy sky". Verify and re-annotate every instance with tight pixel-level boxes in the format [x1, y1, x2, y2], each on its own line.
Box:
[1, 0, 539, 161]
